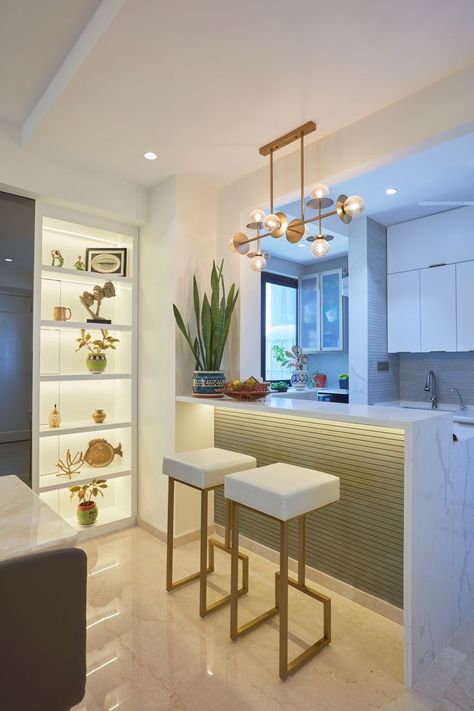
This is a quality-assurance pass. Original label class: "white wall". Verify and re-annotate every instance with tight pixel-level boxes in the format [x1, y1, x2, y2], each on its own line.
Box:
[138, 176, 218, 536]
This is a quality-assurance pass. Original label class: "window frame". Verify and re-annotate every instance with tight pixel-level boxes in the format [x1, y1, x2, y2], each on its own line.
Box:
[260, 271, 299, 382]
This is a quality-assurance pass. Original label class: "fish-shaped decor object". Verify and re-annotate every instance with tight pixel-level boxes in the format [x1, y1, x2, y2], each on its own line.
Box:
[84, 439, 123, 468]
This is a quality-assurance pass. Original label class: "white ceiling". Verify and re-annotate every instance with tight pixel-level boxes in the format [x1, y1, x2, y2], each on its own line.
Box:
[3, 0, 474, 187]
[0, 0, 100, 125]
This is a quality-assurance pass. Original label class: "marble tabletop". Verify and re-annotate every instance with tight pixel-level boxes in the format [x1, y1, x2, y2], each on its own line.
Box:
[176, 394, 450, 429]
[0, 475, 78, 562]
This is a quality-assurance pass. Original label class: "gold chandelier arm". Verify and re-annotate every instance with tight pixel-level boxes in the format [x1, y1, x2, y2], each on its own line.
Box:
[270, 150, 274, 214]
[300, 133, 305, 222]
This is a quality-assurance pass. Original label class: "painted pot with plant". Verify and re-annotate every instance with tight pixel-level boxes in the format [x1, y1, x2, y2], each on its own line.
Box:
[339, 373, 349, 390]
[69, 479, 108, 525]
[313, 371, 327, 389]
[75, 329, 119, 374]
[173, 260, 238, 397]
[273, 344, 308, 391]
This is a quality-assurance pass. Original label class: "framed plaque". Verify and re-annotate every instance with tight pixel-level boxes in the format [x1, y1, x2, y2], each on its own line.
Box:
[86, 247, 127, 277]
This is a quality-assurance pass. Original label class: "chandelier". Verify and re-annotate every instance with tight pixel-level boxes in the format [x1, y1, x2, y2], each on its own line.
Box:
[229, 121, 365, 271]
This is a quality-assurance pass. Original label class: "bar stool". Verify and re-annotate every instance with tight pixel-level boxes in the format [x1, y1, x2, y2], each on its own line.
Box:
[163, 447, 256, 617]
[225, 463, 340, 680]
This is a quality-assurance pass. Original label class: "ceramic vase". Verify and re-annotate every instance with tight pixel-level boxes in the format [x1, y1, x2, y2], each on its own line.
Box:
[76, 502, 98, 525]
[192, 370, 225, 398]
[86, 353, 107, 374]
[291, 368, 308, 391]
[92, 409, 107, 423]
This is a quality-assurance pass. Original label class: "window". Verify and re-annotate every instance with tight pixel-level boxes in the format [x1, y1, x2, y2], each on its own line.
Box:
[261, 272, 298, 381]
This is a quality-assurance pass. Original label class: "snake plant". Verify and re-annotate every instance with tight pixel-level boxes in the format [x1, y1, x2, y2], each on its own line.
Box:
[173, 260, 239, 371]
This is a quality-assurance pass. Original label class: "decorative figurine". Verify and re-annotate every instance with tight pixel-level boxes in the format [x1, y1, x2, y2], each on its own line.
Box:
[84, 439, 122, 467]
[51, 249, 64, 268]
[56, 450, 84, 479]
[48, 404, 61, 429]
[92, 409, 107, 424]
[74, 255, 86, 271]
[79, 281, 116, 324]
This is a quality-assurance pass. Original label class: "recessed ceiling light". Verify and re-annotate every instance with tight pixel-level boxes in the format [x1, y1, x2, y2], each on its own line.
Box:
[385, 187, 398, 195]
[4, 258, 13, 262]
[143, 151, 157, 160]
[297, 243, 306, 248]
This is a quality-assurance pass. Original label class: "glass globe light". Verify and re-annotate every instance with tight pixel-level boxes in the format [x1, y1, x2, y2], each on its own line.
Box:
[311, 237, 330, 258]
[344, 195, 365, 216]
[249, 207, 266, 224]
[310, 183, 330, 200]
[263, 213, 281, 233]
[250, 253, 267, 272]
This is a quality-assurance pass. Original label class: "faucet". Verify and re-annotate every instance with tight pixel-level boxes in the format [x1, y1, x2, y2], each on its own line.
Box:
[424, 370, 438, 409]
[450, 387, 465, 411]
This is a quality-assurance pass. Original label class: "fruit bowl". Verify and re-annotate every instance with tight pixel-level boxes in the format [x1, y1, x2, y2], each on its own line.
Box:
[223, 380, 270, 401]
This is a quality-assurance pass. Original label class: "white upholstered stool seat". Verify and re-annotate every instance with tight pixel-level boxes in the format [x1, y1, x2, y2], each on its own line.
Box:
[163, 447, 256, 618]
[224, 463, 340, 521]
[225, 462, 340, 681]
[163, 447, 257, 490]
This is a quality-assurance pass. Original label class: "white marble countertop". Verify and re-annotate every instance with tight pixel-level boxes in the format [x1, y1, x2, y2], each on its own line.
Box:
[176, 394, 450, 429]
[0, 475, 78, 562]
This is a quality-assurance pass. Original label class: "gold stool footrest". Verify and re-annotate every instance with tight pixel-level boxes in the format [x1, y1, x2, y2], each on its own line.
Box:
[276, 572, 331, 679]
[203, 538, 249, 616]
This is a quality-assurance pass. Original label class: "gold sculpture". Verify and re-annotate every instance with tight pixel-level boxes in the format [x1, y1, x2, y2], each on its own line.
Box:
[56, 450, 84, 479]
[79, 281, 116, 324]
[48, 404, 61, 429]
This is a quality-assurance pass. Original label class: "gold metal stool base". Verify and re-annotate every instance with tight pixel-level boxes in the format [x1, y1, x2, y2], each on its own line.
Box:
[230, 501, 331, 680]
[166, 477, 249, 617]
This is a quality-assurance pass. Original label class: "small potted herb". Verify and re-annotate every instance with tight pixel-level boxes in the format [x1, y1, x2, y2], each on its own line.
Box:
[338, 373, 349, 390]
[313, 371, 327, 389]
[75, 329, 119, 374]
[69, 479, 108, 525]
[271, 381, 289, 393]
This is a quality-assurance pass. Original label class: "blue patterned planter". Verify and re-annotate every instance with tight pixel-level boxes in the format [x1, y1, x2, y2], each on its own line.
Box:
[290, 369, 308, 391]
[192, 370, 225, 398]
[339, 378, 349, 390]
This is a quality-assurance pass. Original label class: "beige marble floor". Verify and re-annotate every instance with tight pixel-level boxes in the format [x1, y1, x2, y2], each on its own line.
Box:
[73, 526, 474, 711]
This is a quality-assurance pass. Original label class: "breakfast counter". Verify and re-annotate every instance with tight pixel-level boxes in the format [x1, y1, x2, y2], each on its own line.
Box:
[175, 394, 474, 688]
[0, 475, 78, 562]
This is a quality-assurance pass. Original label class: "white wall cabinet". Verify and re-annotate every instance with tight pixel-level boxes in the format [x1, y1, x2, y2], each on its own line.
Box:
[299, 269, 343, 352]
[456, 261, 474, 351]
[420, 265, 456, 352]
[387, 207, 474, 274]
[387, 271, 420, 353]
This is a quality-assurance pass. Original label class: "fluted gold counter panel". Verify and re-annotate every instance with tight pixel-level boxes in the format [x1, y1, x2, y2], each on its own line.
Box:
[214, 408, 404, 607]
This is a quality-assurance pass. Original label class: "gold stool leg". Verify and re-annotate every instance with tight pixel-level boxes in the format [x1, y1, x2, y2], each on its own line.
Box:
[166, 480, 212, 594]
[230, 500, 239, 639]
[279, 520, 289, 680]
[166, 477, 175, 592]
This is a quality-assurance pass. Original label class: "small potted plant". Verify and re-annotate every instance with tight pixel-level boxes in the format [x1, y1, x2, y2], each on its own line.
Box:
[272, 345, 308, 391]
[75, 329, 119, 374]
[69, 479, 108, 525]
[313, 371, 327, 389]
[338, 372, 349, 390]
[271, 381, 289, 393]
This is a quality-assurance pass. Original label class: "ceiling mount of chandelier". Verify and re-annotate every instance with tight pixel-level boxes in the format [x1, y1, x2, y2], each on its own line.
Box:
[229, 121, 365, 271]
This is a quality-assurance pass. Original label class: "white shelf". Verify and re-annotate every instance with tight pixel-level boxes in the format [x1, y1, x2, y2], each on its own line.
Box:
[40, 320, 132, 331]
[65, 506, 133, 534]
[39, 467, 131, 493]
[40, 419, 132, 437]
[35, 212, 137, 541]
[40, 373, 131, 382]
[41, 265, 132, 284]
